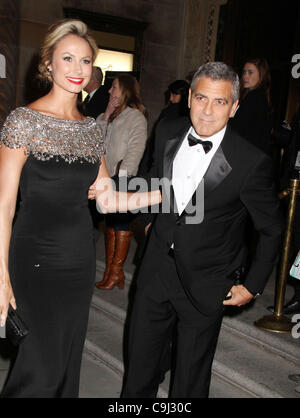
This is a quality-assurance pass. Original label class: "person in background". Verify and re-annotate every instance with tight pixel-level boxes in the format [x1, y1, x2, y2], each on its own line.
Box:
[229, 57, 273, 154]
[138, 79, 190, 178]
[160, 79, 190, 120]
[82, 66, 109, 119]
[95, 74, 147, 290]
[229, 58, 274, 268]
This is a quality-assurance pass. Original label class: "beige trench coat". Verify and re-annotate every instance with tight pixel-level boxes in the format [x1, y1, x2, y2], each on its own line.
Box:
[96, 107, 147, 177]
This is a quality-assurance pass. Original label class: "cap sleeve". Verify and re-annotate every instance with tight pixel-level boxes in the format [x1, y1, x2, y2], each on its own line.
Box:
[1, 108, 105, 163]
[0, 107, 31, 151]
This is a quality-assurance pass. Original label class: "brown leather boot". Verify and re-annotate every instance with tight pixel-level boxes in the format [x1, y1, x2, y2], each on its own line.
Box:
[97, 230, 133, 290]
[95, 227, 116, 288]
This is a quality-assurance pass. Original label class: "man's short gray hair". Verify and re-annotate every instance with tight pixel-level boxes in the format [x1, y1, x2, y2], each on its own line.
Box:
[191, 62, 240, 103]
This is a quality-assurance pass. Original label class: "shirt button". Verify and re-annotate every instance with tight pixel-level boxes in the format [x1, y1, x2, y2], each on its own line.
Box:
[187, 175, 191, 179]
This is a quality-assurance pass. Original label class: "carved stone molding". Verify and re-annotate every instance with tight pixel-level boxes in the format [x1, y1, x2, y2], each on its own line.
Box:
[204, 5, 217, 63]
[179, 0, 228, 79]
[0, 53, 5, 78]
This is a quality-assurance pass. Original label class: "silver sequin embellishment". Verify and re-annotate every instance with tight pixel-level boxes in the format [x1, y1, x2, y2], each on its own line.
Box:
[0, 107, 105, 164]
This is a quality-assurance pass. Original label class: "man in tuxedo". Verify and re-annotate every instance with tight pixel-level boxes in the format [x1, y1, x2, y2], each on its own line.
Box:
[82, 66, 109, 119]
[121, 62, 283, 398]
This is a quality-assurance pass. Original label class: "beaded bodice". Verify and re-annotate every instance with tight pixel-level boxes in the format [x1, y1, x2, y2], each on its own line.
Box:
[0, 107, 105, 164]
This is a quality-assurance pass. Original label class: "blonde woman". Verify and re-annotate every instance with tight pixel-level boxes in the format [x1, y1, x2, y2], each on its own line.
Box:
[0, 20, 160, 398]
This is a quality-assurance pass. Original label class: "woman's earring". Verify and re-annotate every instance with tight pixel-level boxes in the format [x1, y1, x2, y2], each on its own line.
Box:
[47, 67, 51, 72]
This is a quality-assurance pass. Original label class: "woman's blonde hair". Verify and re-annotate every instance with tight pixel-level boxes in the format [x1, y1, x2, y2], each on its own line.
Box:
[38, 19, 98, 83]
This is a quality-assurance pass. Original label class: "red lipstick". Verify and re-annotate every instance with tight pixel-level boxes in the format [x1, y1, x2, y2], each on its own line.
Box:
[67, 77, 84, 85]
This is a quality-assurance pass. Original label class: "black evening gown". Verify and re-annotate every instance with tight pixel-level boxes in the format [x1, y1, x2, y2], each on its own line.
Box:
[0, 107, 105, 398]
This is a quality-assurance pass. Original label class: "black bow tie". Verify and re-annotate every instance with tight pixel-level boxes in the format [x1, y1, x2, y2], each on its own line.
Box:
[187, 134, 213, 153]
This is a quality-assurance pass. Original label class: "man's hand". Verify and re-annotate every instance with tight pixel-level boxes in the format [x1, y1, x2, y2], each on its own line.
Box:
[88, 183, 96, 200]
[223, 285, 254, 307]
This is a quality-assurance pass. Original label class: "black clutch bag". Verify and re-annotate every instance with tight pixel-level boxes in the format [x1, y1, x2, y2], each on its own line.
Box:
[6, 306, 29, 346]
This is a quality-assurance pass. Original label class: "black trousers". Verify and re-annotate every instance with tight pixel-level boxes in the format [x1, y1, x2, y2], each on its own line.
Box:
[122, 252, 223, 398]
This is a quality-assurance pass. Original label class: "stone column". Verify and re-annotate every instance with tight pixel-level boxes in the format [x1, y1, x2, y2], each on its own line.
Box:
[178, 0, 228, 80]
[0, 0, 20, 123]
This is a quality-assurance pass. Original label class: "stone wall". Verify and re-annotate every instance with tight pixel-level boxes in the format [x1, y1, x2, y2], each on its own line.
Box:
[18, 0, 187, 130]
[2, 0, 226, 130]
[0, 0, 20, 123]
[180, 0, 227, 79]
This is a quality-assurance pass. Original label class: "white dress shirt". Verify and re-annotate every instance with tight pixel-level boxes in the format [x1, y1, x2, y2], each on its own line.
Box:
[172, 126, 226, 215]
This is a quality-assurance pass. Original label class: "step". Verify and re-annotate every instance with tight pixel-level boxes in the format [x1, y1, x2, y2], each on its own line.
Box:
[87, 292, 256, 398]
[85, 301, 169, 398]
[214, 327, 298, 398]
[95, 260, 300, 366]
[80, 351, 122, 398]
[0, 339, 122, 398]
[91, 261, 300, 398]
[0, 342, 11, 393]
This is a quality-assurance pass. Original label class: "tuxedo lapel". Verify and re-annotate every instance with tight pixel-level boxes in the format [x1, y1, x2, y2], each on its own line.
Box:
[203, 143, 232, 197]
[163, 126, 189, 181]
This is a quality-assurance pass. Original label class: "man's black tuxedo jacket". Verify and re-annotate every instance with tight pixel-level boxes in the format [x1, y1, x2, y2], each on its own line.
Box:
[83, 86, 109, 120]
[139, 118, 283, 315]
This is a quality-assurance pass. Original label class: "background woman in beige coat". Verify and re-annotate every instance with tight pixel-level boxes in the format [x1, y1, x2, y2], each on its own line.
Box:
[95, 74, 147, 290]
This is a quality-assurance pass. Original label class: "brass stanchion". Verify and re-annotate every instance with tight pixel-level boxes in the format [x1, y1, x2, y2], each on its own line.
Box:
[255, 178, 300, 333]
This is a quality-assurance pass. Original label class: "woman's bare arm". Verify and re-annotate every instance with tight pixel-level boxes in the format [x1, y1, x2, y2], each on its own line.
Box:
[0, 145, 27, 325]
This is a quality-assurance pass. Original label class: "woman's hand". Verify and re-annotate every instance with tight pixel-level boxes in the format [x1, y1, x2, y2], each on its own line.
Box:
[102, 96, 120, 120]
[0, 273, 16, 327]
[0, 145, 26, 328]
